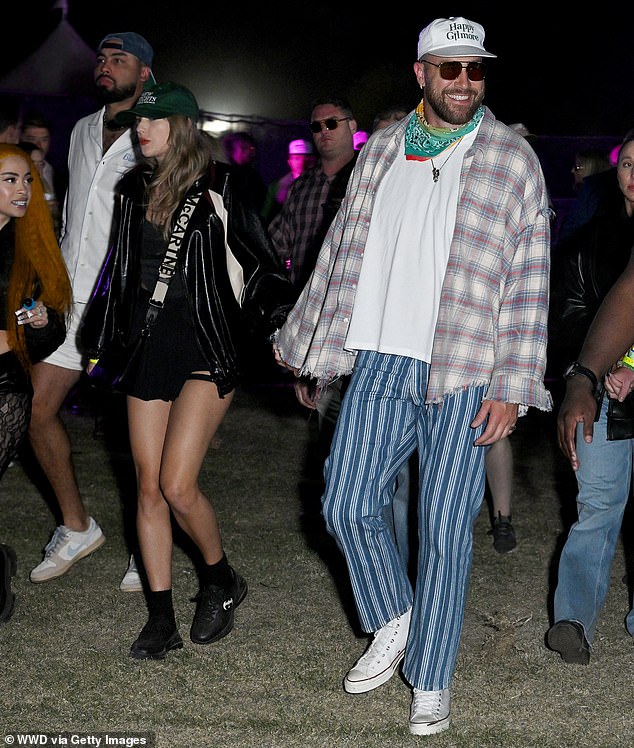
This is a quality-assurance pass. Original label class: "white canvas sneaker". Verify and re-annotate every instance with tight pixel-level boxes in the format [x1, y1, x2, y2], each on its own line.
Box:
[119, 554, 143, 593]
[343, 607, 411, 694]
[409, 688, 451, 736]
[30, 517, 105, 583]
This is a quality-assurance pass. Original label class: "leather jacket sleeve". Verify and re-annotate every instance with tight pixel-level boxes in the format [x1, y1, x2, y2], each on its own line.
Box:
[549, 210, 634, 365]
[80, 179, 137, 358]
[212, 161, 295, 338]
[553, 240, 598, 359]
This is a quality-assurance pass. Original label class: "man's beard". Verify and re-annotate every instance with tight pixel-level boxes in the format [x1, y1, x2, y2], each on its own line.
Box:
[425, 86, 484, 126]
[95, 78, 139, 105]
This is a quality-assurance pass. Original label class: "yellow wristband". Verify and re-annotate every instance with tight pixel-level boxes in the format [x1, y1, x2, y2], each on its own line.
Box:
[89, 358, 99, 365]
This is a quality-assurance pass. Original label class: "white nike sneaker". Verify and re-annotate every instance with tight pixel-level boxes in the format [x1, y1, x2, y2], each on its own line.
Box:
[343, 608, 411, 694]
[119, 554, 143, 593]
[30, 517, 105, 583]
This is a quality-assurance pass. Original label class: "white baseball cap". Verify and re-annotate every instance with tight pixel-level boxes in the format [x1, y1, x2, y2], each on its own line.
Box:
[417, 17, 497, 59]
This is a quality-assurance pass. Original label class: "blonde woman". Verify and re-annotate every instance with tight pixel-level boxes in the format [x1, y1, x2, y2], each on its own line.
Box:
[82, 82, 293, 659]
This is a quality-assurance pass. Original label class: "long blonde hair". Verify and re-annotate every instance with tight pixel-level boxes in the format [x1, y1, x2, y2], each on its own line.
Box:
[143, 116, 213, 238]
[0, 145, 72, 370]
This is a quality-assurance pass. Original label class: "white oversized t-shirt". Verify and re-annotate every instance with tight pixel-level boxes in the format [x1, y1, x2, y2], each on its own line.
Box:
[345, 128, 477, 362]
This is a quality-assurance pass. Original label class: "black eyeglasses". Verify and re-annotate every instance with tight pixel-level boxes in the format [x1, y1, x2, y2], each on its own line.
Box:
[309, 117, 351, 133]
[422, 60, 487, 82]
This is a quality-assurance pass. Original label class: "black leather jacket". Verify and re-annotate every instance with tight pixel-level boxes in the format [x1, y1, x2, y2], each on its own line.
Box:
[81, 161, 294, 395]
[549, 202, 634, 373]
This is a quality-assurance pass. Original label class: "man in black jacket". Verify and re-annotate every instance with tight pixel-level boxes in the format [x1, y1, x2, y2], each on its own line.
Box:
[269, 96, 358, 292]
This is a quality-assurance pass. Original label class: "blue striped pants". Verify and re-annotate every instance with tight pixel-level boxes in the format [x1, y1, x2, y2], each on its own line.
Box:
[322, 350, 487, 690]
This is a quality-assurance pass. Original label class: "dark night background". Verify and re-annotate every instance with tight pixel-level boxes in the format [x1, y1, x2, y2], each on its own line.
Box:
[4, 1, 633, 136]
[2, 2, 632, 210]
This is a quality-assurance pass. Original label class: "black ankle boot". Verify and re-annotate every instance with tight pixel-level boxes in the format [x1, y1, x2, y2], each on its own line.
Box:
[130, 615, 183, 660]
[489, 512, 517, 554]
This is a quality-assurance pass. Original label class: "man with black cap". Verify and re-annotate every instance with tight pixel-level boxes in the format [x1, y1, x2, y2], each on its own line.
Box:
[274, 16, 551, 736]
[27, 32, 154, 593]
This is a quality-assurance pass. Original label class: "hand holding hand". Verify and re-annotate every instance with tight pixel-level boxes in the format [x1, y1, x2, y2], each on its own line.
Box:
[472, 400, 519, 446]
[273, 344, 299, 375]
[605, 366, 634, 402]
[294, 379, 317, 410]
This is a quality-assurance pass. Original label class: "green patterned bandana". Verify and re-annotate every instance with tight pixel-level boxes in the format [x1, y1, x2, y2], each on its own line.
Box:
[404, 100, 484, 161]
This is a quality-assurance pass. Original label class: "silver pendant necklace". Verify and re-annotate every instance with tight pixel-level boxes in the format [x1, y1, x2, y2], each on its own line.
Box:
[429, 138, 463, 183]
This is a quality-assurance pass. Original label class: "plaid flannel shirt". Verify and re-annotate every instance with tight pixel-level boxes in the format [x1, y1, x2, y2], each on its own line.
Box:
[275, 107, 553, 412]
[268, 167, 331, 285]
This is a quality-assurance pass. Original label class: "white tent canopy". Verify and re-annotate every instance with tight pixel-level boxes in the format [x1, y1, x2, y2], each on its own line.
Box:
[0, 2, 94, 97]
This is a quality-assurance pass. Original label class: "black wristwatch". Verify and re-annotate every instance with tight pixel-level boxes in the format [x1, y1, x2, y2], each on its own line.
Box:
[563, 361, 598, 394]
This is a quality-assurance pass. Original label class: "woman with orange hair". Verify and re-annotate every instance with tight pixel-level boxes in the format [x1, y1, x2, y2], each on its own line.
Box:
[0, 144, 71, 624]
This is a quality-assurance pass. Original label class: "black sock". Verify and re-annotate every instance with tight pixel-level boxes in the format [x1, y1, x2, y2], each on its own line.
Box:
[202, 553, 232, 589]
[147, 589, 175, 622]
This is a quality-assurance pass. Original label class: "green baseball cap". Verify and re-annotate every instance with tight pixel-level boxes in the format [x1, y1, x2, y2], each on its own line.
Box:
[115, 82, 199, 125]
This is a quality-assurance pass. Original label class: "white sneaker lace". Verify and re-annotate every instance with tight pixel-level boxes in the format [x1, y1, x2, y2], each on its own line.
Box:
[43, 526, 69, 558]
[412, 689, 443, 718]
[356, 611, 409, 670]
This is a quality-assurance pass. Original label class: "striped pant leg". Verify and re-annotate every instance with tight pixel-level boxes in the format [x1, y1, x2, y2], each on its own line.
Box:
[403, 385, 487, 691]
[321, 350, 417, 632]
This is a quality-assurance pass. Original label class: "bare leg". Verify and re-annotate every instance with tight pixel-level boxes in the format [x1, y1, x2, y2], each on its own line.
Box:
[126, 380, 233, 591]
[160, 380, 233, 562]
[127, 397, 173, 592]
[28, 362, 88, 531]
[127, 380, 236, 658]
[485, 437, 513, 517]
[485, 437, 516, 553]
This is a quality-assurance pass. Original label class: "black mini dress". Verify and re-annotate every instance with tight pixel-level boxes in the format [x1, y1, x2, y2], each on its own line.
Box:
[120, 220, 209, 402]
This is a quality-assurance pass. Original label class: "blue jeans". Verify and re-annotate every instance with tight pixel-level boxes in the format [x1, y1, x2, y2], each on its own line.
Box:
[554, 396, 634, 644]
[322, 350, 487, 690]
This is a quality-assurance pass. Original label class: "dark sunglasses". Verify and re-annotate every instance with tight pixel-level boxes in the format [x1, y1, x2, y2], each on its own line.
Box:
[422, 60, 487, 82]
[309, 117, 351, 133]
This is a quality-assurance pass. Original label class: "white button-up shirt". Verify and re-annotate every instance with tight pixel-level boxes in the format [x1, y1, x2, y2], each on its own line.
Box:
[59, 107, 138, 303]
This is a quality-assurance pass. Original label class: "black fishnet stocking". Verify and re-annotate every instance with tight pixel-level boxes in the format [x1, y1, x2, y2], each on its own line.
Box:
[0, 390, 30, 479]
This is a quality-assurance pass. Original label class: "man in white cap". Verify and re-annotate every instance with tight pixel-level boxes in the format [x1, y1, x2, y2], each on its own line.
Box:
[261, 138, 315, 224]
[274, 16, 551, 735]
[27, 32, 155, 593]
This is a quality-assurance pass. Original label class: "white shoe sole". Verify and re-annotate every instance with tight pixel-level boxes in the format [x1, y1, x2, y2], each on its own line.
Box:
[343, 648, 405, 694]
[119, 575, 143, 593]
[409, 713, 451, 736]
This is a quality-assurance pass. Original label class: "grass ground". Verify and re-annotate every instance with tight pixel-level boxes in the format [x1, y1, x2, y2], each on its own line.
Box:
[1, 376, 633, 747]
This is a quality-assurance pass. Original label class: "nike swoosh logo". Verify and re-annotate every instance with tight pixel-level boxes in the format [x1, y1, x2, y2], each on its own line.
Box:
[63, 543, 86, 559]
